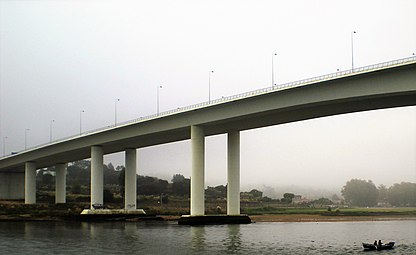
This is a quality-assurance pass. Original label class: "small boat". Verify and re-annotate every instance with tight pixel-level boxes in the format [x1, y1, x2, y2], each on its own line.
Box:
[362, 241, 395, 251]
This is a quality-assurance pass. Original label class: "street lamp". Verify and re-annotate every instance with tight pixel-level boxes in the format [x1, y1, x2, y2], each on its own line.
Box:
[25, 128, 30, 149]
[115, 98, 120, 126]
[3, 136, 7, 156]
[351, 31, 357, 71]
[209, 70, 214, 103]
[157, 85, 162, 115]
[50, 120, 55, 142]
[80, 110, 85, 135]
[272, 53, 277, 88]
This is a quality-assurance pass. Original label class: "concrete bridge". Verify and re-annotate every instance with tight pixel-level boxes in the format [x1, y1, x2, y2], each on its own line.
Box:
[1, 56, 415, 217]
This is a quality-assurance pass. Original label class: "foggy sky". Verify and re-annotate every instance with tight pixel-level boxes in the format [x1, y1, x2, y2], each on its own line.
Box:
[0, 0, 415, 192]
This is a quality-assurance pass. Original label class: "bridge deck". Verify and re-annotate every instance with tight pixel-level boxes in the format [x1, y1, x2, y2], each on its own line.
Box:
[1, 57, 415, 171]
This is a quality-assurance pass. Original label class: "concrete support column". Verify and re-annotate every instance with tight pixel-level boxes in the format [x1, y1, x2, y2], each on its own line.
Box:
[91, 145, 104, 208]
[227, 131, 240, 215]
[55, 163, 66, 204]
[0, 172, 24, 199]
[191, 125, 205, 216]
[25, 162, 36, 204]
[125, 148, 137, 210]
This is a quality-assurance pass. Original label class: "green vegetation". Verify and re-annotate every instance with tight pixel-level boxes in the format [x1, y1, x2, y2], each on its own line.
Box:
[342, 178, 416, 207]
[0, 202, 85, 220]
[342, 179, 378, 206]
[36, 160, 191, 203]
[35, 161, 416, 208]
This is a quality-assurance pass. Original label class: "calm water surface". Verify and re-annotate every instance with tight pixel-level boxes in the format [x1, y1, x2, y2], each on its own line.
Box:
[0, 220, 415, 254]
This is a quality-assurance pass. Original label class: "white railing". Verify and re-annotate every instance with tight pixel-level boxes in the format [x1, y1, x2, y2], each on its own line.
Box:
[2, 55, 415, 158]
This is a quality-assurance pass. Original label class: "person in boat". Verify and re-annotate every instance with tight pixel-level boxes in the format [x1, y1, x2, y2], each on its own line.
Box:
[373, 240, 377, 246]
[378, 240, 383, 247]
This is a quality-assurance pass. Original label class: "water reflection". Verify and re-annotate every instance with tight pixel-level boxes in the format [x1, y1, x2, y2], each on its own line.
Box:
[23, 222, 35, 239]
[0, 221, 415, 255]
[190, 226, 206, 253]
[122, 222, 136, 237]
[223, 225, 242, 253]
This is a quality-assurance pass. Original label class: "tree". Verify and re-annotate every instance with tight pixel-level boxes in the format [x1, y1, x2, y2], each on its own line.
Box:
[249, 189, 263, 198]
[42, 173, 54, 187]
[312, 197, 333, 205]
[118, 169, 126, 196]
[281, 193, 295, 203]
[171, 174, 190, 196]
[118, 168, 125, 187]
[71, 182, 82, 194]
[104, 163, 119, 185]
[206, 185, 227, 199]
[67, 160, 91, 186]
[387, 182, 416, 206]
[341, 179, 378, 206]
[172, 174, 185, 183]
[116, 165, 125, 172]
[377, 184, 388, 204]
[104, 188, 114, 203]
[137, 176, 169, 195]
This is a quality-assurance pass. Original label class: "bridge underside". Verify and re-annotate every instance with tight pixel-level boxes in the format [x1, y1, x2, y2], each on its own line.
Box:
[3, 92, 414, 172]
[203, 92, 415, 136]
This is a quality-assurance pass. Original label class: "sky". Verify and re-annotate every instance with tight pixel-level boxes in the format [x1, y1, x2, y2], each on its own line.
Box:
[0, 0, 415, 195]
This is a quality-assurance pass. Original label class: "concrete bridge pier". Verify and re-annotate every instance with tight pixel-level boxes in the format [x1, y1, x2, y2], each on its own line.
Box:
[180, 127, 251, 224]
[55, 163, 66, 204]
[227, 131, 240, 215]
[91, 146, 103, 208]
[125, 148, 137, 210]
[0, 172, 24, 199]
[25, 162, 36, 204]
[190, 125, 205, 216]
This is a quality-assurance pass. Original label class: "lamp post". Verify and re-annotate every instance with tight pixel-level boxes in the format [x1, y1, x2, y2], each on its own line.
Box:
[272, 53, 277, 88]
[351, 31, 357, 71]
[115, 98, 120, 126]
[157, 85, 162, 115]
[208, 70, 214, 103]
[50, 120, 55, 142]
[79, 110, 85, 135]
[24, 128, 30, 149]
[2, 136, 7, 156]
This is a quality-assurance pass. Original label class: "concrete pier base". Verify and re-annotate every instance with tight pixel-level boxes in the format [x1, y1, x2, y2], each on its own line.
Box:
[79, 209, 153, 221]
[178, 215, 252, 225]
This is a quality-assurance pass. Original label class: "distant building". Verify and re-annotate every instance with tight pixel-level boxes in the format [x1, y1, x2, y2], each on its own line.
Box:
[292, 195, 311, 204]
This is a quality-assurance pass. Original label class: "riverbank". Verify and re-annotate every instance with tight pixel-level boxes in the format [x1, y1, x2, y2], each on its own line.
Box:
[249, 214, 416, 222]
[2, 213, 415, 223]
[1, 201, 415, 222]
[159, 214, 416, 222]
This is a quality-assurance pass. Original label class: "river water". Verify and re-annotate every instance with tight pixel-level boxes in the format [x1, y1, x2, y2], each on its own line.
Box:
[0, 220, 415, 254]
